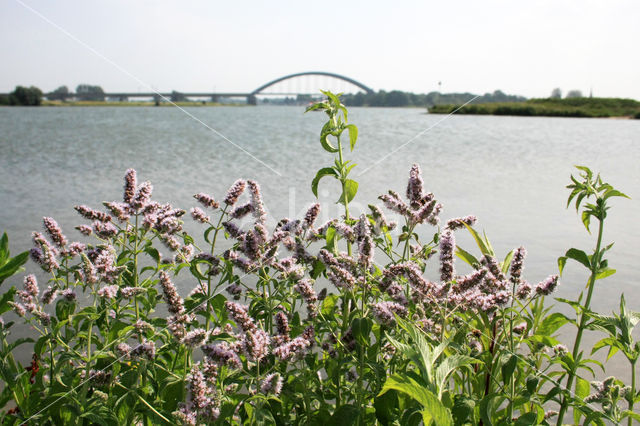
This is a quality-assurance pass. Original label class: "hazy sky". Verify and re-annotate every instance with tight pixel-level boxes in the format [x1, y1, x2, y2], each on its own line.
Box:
[1, 0, 639, 99]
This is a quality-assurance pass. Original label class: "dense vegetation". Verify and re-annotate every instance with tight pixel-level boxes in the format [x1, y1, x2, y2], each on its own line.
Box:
[429, 97, 640, 118]
[340, 90, 526, 108]
[0, 86, 43, 106]
[0, 92, 638, 425]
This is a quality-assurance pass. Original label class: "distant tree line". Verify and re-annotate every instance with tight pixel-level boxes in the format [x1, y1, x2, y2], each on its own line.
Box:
[0, 84, 107, 105]
[340, 90, 527, 107]
[0, 86, 43, 106]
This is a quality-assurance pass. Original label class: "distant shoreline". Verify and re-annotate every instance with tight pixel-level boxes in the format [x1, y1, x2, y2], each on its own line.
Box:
[34, 100, 247, 107]
[428, 97, 640, 119]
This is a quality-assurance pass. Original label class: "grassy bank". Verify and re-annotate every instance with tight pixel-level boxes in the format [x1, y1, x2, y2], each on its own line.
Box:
[429, 97, 640, 118]
[40, 100, 244, 107]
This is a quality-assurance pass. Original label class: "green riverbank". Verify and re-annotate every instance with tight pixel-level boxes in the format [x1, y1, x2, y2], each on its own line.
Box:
[429, 97, 640, 118]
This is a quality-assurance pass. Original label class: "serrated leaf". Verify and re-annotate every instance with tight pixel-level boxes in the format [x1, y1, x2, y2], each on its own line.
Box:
[379, 375, 453, 426]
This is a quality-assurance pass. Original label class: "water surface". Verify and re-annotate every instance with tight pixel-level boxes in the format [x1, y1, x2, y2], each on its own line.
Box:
[1, 105, 639, 377]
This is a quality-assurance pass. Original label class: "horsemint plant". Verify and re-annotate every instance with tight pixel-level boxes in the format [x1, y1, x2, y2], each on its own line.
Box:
[0, 92, 635, 425]
[554, 166, 630, 425]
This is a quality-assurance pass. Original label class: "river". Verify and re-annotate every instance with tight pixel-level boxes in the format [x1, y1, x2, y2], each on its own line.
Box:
[1, 105, 639, 379]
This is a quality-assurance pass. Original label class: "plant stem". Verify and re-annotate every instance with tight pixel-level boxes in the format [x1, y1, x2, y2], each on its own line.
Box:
[479, 319, 498, 426]
[357, 276, 367, 424]
[629, 360, 636, 426]
[133, 215, 141, 332]
[336, 134, 352, 256]
[206, 206, 228, 331]
[508, 285, 516, 421]
[557, 217, 604, 425]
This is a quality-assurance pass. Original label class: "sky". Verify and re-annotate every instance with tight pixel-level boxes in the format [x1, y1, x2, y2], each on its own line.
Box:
[1, 0, 639, 99]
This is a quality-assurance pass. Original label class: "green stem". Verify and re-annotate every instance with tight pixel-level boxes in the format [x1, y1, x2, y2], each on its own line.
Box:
[133, 215, 141, 331]
[78, 320, 94, 412]
[629, 360, 636, 426]
[557, 218, 604, 425]
[357, 276, 367, 424]
[336, 134, 352, 256]
[508, 285, 516, 420]
[478, 319, 498, 426]
[206, 206, 228, 331]
[402, 221, 415, 261]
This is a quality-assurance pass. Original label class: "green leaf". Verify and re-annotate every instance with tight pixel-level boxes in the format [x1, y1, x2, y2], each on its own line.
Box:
[451, 395, 475, 425]
[595, 268, 616, 280]
[305, 101, 325, 113]
[346, 124, 358, 151]
[0, 233, 8, 265]
[0, 287, 16, 314]
[325, 226, 337, 251]
[311, 167, 338, 198]
[455, 246, 479, 267]
[351, 317, 372, 345]
[462, 223, 492, 256]
[514, 412, 538, 425]
[564, 248, 591, 269]
[502, 250, 514, 274]
[622, 411, 640, 422]
[602, 189, 630, 200]
[379, 375, 453, 426]
[374, 389, 398, 426]
[6, 337, 34, 353]
[328, 404, 359, 426]
[557, 256, 567, 276]
[538, 312, 570, 336]
[434, 355, 479, 397]
[144, 246, 160, 263]
[321, 294, 339, 316]
[0, 251, 29, 285]
[320, 123, 339, 153]
[591, 337, 621, 360]
[501, 354, 518, 384]
[581, 210, 591, 233]
[574, 377, 590, 424]
[338, 179, 358, 205]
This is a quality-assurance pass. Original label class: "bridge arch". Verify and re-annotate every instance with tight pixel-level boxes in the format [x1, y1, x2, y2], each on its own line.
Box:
[250, 71, 374, 96]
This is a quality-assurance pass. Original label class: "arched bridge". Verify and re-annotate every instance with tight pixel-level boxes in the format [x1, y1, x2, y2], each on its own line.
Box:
[250, 71, 374, 96]
[91, 72, 373, 105]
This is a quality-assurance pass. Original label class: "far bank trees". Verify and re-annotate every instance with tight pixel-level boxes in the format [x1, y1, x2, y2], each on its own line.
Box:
[75, 84, 105, 101]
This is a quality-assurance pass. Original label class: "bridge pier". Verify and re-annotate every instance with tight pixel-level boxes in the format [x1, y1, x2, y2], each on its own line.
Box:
[247, 95, 257, 105]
